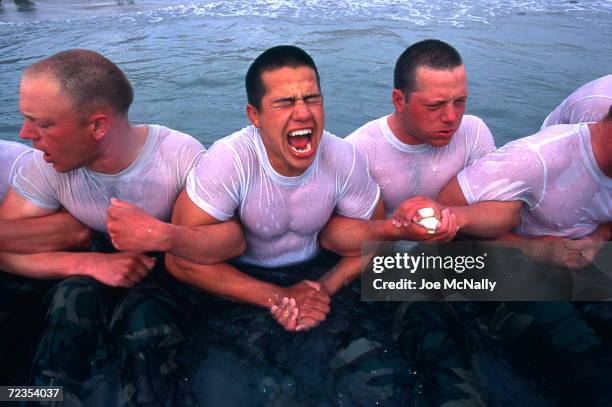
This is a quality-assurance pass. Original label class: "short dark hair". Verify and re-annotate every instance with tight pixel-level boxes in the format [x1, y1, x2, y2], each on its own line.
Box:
[394, 39, 463, 95]
[24, 49, 134, 120]
[245, 45, 320, 110]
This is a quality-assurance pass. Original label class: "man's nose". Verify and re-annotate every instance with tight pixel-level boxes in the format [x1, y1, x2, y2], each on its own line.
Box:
[441, 103, 458, 123]
[292, 99, 311, 121]
[19, 120, 38, 141]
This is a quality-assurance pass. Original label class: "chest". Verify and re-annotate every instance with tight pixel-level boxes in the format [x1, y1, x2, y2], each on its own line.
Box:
[239, 171, 338, 239]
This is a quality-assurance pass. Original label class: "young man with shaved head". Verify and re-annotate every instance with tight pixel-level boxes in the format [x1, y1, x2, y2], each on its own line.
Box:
[166, 45, 455, 330]
[0, 49, 243, 405]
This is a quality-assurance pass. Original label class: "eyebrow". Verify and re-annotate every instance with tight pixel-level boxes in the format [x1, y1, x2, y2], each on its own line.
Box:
[271, 92, 322, 103]
[424, 96, 467, 104]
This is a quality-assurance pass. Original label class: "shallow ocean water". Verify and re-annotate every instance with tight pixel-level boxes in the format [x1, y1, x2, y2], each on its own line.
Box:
[0, 0, 611, 146]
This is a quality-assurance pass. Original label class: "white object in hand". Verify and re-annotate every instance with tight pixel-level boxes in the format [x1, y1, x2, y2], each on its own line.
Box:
[414, 207, 440, 234]
[417, 207, 435, 218]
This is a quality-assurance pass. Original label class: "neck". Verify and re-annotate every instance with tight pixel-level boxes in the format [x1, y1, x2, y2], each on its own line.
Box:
[88, 120, 148, 174]
[589, 120, 612, 178]
[388, 113, 420, 145]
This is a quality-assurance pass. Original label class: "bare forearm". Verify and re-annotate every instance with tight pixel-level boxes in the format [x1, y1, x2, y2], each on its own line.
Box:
[319, 255, 363, 296]
[320, 216, 402, 256]
[451, 201, 522, 239]
[0, 212, 90, 253]
[162, 220, 246, 264]
[165, 254, 281, 308]
[0, 251, 89, 279]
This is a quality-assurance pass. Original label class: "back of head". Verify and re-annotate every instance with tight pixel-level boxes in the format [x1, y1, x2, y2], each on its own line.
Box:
[245, 45, 320, 110]
[24, 49, 134, 121]
[394, 39, 463, 95]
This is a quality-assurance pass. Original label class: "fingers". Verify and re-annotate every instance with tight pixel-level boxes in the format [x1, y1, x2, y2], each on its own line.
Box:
[270, 297, 299, 331]
[117, 253, 156, 287]
[428, 209, 458, 242]
[392, 203, 421, 228]
[110, 197, 132, 208]
[296, 306, 328, 325]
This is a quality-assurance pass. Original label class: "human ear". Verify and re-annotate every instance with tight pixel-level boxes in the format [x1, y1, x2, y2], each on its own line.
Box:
[246, 104, 261, 128]
[89, 113, 111, 141]
[392, 88, 406, 112]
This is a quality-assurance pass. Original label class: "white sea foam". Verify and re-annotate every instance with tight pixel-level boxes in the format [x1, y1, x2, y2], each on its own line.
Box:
[0, 0, 610, 27]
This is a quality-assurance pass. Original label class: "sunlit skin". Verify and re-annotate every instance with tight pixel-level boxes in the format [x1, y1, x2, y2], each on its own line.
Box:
[247, 66, 325, 177]
[18, 73, 99, 173]
[389, 65, 468, 147]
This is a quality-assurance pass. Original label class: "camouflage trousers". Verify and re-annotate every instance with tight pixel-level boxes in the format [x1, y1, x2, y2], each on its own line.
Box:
[35, 268, 198, 407]
[0, 263, 196, 407]
[395, 300, 612, 407]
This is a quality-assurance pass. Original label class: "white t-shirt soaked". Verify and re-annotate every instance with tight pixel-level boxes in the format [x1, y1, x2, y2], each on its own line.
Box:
[0, 140, 32, 201]
[346, 115, 495, 215]
[12, 125, 205, 232]
[186, 126, 380, 268]
[542, 74, 612, 129]
[457, 124, 612, 239]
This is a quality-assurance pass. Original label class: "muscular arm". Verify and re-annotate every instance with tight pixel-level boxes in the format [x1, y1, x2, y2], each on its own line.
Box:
[0, 189, 90, 253]
[0, 189, 152, 285]
[0, 211, 90, 253]
[107, 191, 245, 263]
[0, 251, 155, 287]
[320, 197, 458, 256]
[437, 177, 522, 238]
[164, 192, 328, 312]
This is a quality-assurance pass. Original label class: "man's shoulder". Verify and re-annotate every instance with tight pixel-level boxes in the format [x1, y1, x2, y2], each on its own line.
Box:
[322, 130, 356, 154]
[0, 140, 30, 158]
[197, 126, 258, 172]
[319, 131, 367, 174]
[150, 124, 205, 151]
[345, 116, 386, 144]
[211, 126, 257, 154]
[456, 115, 486, 135]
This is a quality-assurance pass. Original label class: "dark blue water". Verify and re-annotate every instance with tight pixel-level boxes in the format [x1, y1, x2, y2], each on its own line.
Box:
[1, 0, 611, 147]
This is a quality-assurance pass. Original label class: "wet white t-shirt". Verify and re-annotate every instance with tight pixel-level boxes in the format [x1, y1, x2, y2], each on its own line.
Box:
[0, 140, 32, 201]
[457, 124, 612, 238]
[186, 126, 380, 268]
[12, 125, 204, 232]
[346, 114, 495, 215]
[542, 74, 612, 129]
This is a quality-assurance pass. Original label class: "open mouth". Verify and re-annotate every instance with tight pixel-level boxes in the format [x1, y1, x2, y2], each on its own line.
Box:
[287, 128, 314, 157]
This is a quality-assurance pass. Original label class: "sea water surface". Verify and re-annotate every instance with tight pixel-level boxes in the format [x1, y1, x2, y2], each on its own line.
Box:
[1, 0, 611, 147]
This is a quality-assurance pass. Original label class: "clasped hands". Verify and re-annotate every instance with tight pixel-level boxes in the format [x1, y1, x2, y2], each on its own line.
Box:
[269, 280, 331, 332]
[390, 196, 458, 242]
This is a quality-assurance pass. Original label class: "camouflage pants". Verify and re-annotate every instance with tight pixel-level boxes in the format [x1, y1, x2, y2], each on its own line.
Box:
[395, 300, 612, 407]
[486, 301, 612, 406]
[9, 265, 195, 407]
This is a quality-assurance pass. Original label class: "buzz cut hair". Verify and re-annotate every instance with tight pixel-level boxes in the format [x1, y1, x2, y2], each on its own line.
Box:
[246, 45, 320, 110]
[24, 49, 134, 120]
[394, 39, 463, 96]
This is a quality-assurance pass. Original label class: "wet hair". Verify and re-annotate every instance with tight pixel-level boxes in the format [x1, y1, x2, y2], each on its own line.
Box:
[245, 45, 320, 110]
[24, 49, 134, 120]
[394, 39, 463, 96]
